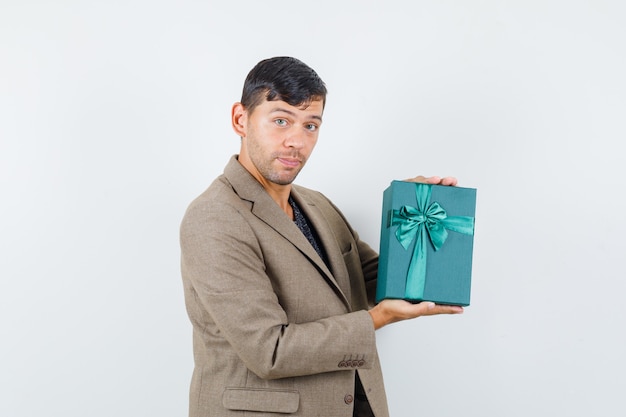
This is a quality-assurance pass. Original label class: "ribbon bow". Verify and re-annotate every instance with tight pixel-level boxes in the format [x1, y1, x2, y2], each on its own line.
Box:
[390, 183, 474, 299]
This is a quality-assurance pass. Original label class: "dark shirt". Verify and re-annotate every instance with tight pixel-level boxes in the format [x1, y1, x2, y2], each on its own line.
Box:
[289, 196, 328, 264]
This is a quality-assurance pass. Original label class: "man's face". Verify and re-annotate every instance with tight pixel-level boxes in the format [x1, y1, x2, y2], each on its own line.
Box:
[235, 98, 324, 187]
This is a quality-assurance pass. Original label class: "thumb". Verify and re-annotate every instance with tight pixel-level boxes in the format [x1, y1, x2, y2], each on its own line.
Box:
[413, 301, 435, 316]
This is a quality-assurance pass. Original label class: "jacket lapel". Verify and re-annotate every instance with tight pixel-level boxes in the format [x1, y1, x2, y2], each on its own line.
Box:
[224, 157, 351, 309]
[290, 188, 352, 308]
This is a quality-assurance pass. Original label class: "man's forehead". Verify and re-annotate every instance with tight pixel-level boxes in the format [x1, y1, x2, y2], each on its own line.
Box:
[261, 99, 324, 118]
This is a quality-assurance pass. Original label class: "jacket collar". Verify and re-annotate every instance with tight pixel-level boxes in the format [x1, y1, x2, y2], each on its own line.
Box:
[223, 155, 351, 310]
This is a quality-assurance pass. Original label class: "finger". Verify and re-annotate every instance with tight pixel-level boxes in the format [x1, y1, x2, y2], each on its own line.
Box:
[414, 301, 436, 314]
[431, 304, 464, 315]
[409, 302, 463, 318]
[403, 175, 428, 183]
[440, 177, 458, 186]
[425, 176, 441, 184]
[397, 301, 435, 319]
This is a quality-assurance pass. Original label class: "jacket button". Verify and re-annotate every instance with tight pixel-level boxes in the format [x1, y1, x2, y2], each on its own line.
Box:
[344, 394, 354, 404]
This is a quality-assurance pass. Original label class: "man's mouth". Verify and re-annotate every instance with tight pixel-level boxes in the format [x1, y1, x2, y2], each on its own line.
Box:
[277, 157, 301, 168]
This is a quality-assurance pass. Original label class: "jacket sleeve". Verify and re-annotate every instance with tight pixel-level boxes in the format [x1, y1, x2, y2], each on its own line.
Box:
[321, 194, 380, 307]
[357, 233, 379, 307]
[180, 198, 377, 380]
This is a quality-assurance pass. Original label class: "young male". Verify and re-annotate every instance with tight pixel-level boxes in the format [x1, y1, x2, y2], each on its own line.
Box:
[180, 56, 462, 417]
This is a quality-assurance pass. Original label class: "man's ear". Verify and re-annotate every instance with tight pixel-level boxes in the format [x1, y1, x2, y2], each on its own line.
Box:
[231, 102, 247, 138]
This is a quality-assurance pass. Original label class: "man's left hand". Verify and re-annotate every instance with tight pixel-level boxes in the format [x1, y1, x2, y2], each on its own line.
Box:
[405, 175, 458, 186]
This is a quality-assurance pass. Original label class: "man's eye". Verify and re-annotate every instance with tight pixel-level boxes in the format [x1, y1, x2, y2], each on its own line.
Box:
[305, 124, 318, 132]
[275, 119, 287, 126]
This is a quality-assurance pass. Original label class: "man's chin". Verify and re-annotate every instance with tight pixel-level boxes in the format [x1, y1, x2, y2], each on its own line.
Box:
[266, 166, 303, 185]
[268, 172, 300, 186]
[271, 177, 297, 186]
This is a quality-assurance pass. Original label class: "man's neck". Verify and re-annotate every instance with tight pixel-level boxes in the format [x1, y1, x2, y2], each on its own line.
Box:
[264, 184, 293, 220]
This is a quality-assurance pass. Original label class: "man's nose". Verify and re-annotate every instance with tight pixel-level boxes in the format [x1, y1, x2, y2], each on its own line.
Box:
[283, 129, 305, 148]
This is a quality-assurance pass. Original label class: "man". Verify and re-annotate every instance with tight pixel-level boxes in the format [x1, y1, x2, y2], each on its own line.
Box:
[180, 56, 463, 417]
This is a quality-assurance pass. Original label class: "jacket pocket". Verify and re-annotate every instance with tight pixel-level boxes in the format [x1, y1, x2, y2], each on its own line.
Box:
[222, 387, 299, 414]
[341, 241, 361, 274]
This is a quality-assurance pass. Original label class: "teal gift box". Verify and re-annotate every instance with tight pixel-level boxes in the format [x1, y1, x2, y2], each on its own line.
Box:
[376, 181, 477, 306]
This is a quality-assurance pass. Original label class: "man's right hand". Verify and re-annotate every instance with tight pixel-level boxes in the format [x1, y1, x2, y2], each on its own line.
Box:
[368, 299, 464, 330]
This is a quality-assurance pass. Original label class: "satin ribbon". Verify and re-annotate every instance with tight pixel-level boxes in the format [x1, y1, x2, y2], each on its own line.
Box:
[390, 183, 474, 299]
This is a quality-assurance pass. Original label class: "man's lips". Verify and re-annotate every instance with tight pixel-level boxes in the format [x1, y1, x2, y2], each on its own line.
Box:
[277, 157, 301, 168]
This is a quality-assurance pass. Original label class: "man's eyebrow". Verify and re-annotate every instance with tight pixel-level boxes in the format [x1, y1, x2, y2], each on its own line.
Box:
[270, 107, 323, 122]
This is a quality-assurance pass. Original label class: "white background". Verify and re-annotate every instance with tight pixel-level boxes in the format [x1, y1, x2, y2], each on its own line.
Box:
[2, 1, 625, 416]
